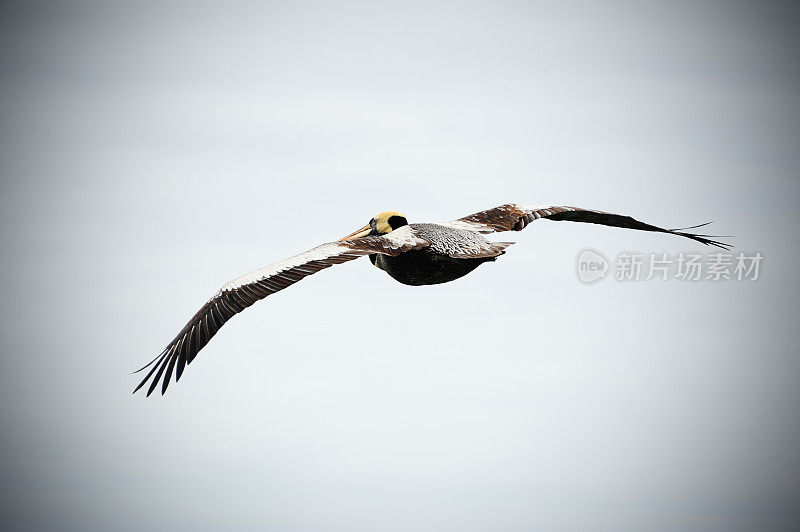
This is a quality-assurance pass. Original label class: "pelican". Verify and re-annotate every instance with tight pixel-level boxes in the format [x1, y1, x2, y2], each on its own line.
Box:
[134, 203, 730, 396]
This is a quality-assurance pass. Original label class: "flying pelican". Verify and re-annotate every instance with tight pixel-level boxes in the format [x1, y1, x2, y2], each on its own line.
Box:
[134, 203, 729, 396]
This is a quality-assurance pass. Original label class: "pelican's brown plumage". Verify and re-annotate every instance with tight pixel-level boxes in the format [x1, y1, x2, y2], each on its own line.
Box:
[134, 203, 729, 396]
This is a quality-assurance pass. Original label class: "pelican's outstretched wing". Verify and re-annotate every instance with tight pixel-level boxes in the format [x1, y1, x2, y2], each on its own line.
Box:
[441, 203, 731, 250]
[133, 227, 428, 396]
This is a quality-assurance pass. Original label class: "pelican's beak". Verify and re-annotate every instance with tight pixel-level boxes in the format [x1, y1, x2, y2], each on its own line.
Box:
[339, 224, 372, 241]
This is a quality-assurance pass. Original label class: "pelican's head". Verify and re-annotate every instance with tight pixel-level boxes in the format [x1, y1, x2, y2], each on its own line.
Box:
[339, 211, 408, 240]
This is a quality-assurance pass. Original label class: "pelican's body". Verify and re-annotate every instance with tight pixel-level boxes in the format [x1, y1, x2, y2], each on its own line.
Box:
[370, 223, 509, 285]
[371, 246, 494, 285]
[134, 203, 730, 396]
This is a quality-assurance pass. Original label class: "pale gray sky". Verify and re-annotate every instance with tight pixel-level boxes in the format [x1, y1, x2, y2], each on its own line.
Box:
[1, 1, 799, 531]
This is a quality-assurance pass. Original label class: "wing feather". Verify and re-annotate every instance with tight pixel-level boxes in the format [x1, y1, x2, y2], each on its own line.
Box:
[442, 203, 731, 250]
[134, 227, 429, 396]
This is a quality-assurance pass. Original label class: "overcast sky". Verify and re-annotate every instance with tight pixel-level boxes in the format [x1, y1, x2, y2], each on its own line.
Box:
[1, 1, 799, 531]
